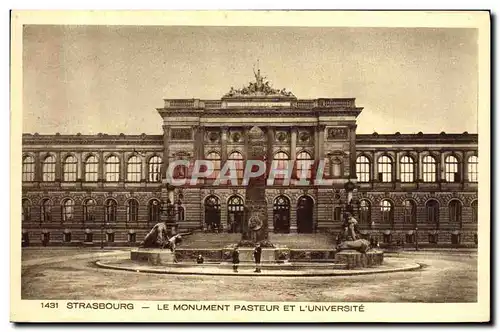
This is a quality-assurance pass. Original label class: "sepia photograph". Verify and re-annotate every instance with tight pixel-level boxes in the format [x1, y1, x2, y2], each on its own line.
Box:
[10, 10, 490, 323]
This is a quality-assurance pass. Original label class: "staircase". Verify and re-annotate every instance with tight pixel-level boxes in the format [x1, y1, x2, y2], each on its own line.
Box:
[177, 232, 241, 249]
[269, 233, 336, 249]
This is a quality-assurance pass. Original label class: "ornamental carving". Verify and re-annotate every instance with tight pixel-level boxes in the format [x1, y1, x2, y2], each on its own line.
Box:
[275, 131, 288, 143]
[223, 68, 295, 98]
[231, 131, 242, 143]
[207, 131, 220, 143]
[299, 131, 311, 143]
[170, 128, 192, 141]
[327, 127, 348, 140]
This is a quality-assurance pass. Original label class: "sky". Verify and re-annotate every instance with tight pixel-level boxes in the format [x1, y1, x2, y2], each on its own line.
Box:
[22, 25, 478, 135]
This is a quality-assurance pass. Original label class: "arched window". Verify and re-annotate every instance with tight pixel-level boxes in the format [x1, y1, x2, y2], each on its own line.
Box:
[148, 199, 161, 223]
[41, 199, 51, 222]
[403, 200, 416, 225]
[380, 199, 394, 225]
[426, 199, 440, 225]
[22, 155, 35, 182]
[400, 156, 415, 183]
[63, 155, 77, 182]
[105, 155, 120, 182]
[331, 157, 343, 178]
[83, 199, 96, 222]
[62, 199, 74, 222]
[148, 156, 162, 182]
[471, 200, 478, 224]
[359, 199, 371, 225]
[204, 195, 221, 232]
[377, 155, 392, 182]
[468, 155, 478, 182]
[228, 151, 244, 179]
[296, 151, 313, 179]
[104, 199, 117, 223]
[449, 200, 462, 226]
[356, 156, 370, 182]
[423, 155, 437, 182]
[227, 195, 244, 233]
[205, 152, 221, 181]
[127, 155, 142, 182]
[273, 195, 291, 233]
[177, 205, 185, 222]
[127, 199, 139, 222]
[42, 155, 56, 182]
[85, 155, 99, 182]
[273, 151, 290, 180]
[445, 155, 459, 182]
[22, 198, 31, 222]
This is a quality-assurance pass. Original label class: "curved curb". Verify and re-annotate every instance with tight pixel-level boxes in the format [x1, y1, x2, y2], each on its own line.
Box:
[94, 260, 422, 277]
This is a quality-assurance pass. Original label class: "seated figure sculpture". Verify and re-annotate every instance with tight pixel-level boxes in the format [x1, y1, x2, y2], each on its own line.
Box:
[335, 213, 371, 254]
[139, 222, 191, 251]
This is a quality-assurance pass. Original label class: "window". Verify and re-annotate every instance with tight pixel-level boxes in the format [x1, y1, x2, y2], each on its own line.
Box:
[22, 155, 35, 182]
[204, 195, 221, 231]
[331, 157, 343, 178]
[85, 155, 99, 182]
[356, 155, 370, 182]
[227, 195, 244, 233]
[426, 199, 440, 225]
[403, 200, 416, 225]
[377, 155, 392, 182]
[127, 156, 142, 182]
[333, 206, 342, 222]
[41, 199, 51, 222]
[400, 156, 415, 183]
[228, 151, 244, 180]
[63, 155, 77, 182]
[105, 199, 117, 223]
[273, 195, 291, 233]
[205, 152, 221, 181]
[62, 199, 74, 222]
[449, 200, 462, 225]
[22, 199, 31, 221]
[273, 151, 290, 180]
[472, 200, 478, 224]
[148, 199, 161, 222]
[445, 155, 459, 182]
[380, 199, 393, 225]
[423, 155, 437, 182]
[127, 199, 139, 222]
[468, 155, 478, 182]
[42, 155, 56, 182]
[359, 199, 371, 225]
[105, 155, 120, 182]
[296, 151, 313, 179]
[177, 206, 185, 221]
[148, 156, 162, 182]
[83, 199, 96, 222]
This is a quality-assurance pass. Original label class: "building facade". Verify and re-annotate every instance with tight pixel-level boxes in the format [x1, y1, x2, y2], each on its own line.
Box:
[21, 74, 478, 247]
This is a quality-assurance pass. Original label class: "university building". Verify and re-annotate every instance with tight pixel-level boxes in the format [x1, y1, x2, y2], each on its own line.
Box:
[21, 72, 478, 247]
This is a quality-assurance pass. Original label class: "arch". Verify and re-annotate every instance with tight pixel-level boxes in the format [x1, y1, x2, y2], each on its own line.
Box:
[104, 198, 118, 223]
[22, 198, 31, 222]
[377, 154, 393, 182]
[380, 199, 394, 226]
[471, 199, 478, 224]
[444, 154, 460, 182]
[228, 151, 244, 179]
[296, 150, 313, 179]
[42, 154, 56, 182]
[126, 198, 139, 222]
[273, 195, 291, 233]
[83, 198, 96, 222]
[425, 199, 440, 226]
[205, 151, 221, 180]
[422, 155, 437, 182]
[105, 155, 120, 182]
[400, 155, 415, 183]
[22, 155, 35, 182]
[296, 195, 314, 233]
[61, 198, 75, 222]
[204, 195, 221, 232]
[148, 155, 162, 182]
[227, 195, 244, 233]
[358, 199, 372, 225]
[274, 150, 290, 159]
[448, 199, 462, 227]
[356, 155, 371, 182]
[148, 199, 161, 223]
[402, 199, 417, 226]
[63, 154, 78, 182]
[127, 155, 142, 182]
[40, 198, 52, 222]
[84, 154, 99, 182]
[467, 155, 478, 182]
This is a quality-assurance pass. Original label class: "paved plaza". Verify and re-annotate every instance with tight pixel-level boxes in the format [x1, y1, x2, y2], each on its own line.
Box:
[21, 248, 477, 302]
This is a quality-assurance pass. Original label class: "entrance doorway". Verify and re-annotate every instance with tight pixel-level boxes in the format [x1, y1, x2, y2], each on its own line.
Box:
[227, 195, 244, 233]
[273, 195, 290, 233]
[204, 195, 221, 232]
[297, 195, 314, 233]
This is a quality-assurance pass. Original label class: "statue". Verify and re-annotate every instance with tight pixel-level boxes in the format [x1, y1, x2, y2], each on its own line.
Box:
[253, 67, 266, 91]
[139, 221, 191, 251]
[335, 212, 372, 254]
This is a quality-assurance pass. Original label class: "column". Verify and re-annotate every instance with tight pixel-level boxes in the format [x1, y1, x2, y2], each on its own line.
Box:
[348, 124, 357, 179]
[395, 150, 401, 181]
[318, 125, 326, 161]
[461, 151, 467, 183]
[266, 127, 275, 161]
[98, 151, 104, 181]
[77, 152, 83, 180]
[243, 126, 250, 159]
[120, 152, 126, 182]
[35, 152, 42, 182]
[373, 151, 379, 182]
[194, 125, 205, 160]
[221, 126, 228, 165]
[161, 125, 170, 182]
[417, 150, 423, 181]
[141, 156, 147, 182]
[440, 151, 446, 182]
[290, 127, 297, 161]
[55, 151, 62, 182]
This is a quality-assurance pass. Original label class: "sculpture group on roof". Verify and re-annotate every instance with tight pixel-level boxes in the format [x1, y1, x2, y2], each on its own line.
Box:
[224, 67, 295, 98]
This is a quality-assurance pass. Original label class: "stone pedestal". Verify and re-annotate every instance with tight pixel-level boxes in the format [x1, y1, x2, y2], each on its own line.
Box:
[334, 249, 384, 269]
[130, 248, 175, 266]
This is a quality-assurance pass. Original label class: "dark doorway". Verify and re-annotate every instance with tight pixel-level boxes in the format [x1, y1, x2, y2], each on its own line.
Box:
[204, 195, 221, 232]
[297, 196, 314, 233]
[227, 196, 244, 233]
[273, 195, 290, 233]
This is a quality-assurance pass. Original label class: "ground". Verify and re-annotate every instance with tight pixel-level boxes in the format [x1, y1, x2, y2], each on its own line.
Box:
[20, 248, 477, 302]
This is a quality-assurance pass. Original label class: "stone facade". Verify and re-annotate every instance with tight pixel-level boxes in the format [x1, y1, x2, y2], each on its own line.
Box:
[20, 78, 478, 247]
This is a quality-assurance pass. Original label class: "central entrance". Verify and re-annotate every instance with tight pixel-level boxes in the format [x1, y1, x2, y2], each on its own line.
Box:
[297, 195, 314, 233]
